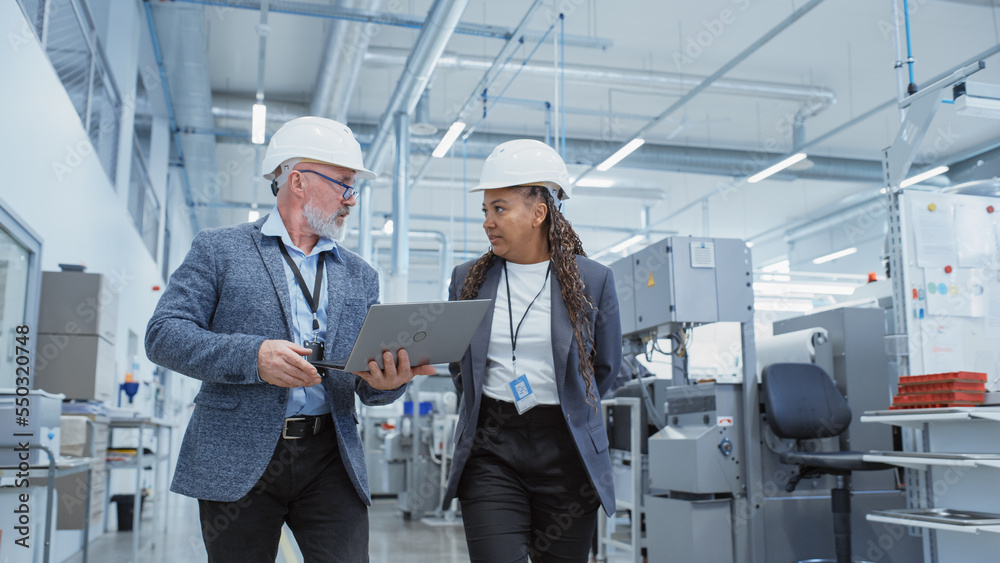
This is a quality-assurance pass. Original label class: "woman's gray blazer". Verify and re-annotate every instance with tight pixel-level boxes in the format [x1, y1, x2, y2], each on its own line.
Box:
[442, 255, 623, 516]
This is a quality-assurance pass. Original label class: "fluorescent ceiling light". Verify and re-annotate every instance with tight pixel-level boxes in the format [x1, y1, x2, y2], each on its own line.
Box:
[747, 153, 808, 184]
[753, 282, 857, 296]
[900, 165, 949, 188]
[812, 247, 857, 264]
[761, 259, 789, 273]
[247, 210, 260, 222]
[596, 138, 644, 172]
[574, 178, 616, 188]
[610, 234, 645, 253]
[251, 103, 266, 145]
[432, 122, 466, 158]
[746, 241, 754, 248]
[383, 219, 394, 235]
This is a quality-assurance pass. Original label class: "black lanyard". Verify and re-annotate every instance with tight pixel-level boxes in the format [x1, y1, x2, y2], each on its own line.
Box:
[278, 242, 325, 334]
[503, 261, 551, 364]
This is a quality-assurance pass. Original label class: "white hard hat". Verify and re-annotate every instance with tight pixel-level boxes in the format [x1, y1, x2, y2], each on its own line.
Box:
[262, 117, 374, 194]
[470, 139, 572, 201]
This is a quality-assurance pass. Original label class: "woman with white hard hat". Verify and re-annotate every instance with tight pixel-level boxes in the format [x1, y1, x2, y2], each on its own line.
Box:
[441, 139, 623, 562]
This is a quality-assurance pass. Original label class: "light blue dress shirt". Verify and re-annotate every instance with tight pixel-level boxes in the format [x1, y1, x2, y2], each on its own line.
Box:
[260, 207, 337, 417]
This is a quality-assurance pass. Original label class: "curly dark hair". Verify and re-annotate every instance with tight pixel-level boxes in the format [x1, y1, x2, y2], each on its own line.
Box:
[459, 186, 598, 410]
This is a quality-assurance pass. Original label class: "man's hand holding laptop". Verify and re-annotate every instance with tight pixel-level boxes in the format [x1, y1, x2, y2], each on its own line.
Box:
[355, 348, 437, 390]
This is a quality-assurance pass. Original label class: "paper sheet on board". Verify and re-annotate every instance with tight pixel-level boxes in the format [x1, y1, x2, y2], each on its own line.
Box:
[920, 318, 965, 374]
[911, 199, 958, 267]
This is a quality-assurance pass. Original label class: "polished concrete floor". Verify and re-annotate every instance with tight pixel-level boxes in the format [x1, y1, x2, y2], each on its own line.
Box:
[61, 492, 634, 562]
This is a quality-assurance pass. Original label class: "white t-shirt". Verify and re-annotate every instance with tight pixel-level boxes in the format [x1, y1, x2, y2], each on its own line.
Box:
[483, 260, 559, 405]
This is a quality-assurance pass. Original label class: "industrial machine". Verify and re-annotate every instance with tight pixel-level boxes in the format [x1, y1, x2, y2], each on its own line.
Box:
[601, 236, 920, 563]
[363, 373, 459, 521]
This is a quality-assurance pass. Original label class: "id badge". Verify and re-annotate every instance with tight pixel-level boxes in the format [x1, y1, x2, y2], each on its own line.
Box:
[304, 339, 327, 377]
[509, 374, 539, 414]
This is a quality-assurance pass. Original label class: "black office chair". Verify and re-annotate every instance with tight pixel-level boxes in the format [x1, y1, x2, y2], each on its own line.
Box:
[761, 362, 893, 563]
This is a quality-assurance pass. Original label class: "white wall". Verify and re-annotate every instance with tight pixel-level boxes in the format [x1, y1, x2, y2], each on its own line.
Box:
[1, 0, 194, 401]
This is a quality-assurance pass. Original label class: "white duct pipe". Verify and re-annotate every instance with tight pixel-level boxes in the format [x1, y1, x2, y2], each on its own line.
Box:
[364, 46, 837, 105]
[360, 0, 470, 262]
[311, 0, 382, 122]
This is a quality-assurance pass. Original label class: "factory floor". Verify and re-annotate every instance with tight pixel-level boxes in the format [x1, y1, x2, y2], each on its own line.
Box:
[61, 493, 635, 562]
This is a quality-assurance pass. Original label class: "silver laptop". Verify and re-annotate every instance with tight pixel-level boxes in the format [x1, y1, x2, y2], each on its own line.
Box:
[310, 299, 492, 373]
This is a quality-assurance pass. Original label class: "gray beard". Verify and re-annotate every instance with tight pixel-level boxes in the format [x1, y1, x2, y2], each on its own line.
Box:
[303, 200, 347, 243]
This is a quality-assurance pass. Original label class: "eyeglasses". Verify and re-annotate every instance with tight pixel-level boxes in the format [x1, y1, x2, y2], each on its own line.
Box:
[298, 169, 359, 200]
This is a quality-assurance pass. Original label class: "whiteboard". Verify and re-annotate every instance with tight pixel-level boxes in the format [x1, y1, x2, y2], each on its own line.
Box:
[899, 191, 1000, 391]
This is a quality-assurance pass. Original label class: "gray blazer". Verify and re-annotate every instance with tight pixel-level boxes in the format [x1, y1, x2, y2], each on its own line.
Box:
[442, 255, 623, 516]
[145, 216, 405, 504]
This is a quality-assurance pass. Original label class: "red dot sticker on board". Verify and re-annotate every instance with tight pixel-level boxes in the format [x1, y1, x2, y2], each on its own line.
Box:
[945, 265, 953, 274]
[989, 206, 995, 214]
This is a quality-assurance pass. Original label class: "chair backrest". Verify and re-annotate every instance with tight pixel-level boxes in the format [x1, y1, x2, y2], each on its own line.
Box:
[761, 362, 852, 440]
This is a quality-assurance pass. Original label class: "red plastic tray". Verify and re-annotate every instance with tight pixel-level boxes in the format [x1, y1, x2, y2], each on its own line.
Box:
[899, 372, 987, 384]
[897, 381, 986, 393]
[893, 392, 985, 405]
[888, 403, 983, 410]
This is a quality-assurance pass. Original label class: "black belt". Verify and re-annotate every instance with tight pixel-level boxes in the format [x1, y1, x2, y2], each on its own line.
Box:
[479, 395, 564, 426]
[281, 413, 333, 439]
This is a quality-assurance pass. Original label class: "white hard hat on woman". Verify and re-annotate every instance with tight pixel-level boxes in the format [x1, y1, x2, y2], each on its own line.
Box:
[261, 117, 374, 196]
[470, 139, 572, 201]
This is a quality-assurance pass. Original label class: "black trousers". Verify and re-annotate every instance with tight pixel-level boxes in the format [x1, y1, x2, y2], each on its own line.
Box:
[458, 396, 601, 563]
[198, 417, 368, 563]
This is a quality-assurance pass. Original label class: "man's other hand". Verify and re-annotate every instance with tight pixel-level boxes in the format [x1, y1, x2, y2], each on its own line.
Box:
[354, 348, 435, 391]
[257, 340, 322, 388]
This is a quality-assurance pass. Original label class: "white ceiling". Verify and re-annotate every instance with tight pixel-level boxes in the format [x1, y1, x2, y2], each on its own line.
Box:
[195, 0, 1000, 270]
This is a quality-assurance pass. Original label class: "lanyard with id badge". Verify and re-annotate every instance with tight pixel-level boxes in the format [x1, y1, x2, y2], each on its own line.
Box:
[504, 261, 551, 414]
[278, 243, 328, 376]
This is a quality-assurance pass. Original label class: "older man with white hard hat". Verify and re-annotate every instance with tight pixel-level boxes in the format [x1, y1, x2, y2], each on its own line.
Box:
[146, 117, 433, 562]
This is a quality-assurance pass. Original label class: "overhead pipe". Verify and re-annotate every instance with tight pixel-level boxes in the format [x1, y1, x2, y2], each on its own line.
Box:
[144, 0, 201, 232]
[891, 0, 908, 121]
[903, 0, 917, 94]
[390, 111, 410, 302]
[349, 229, 454, 300]
[365, 46, 837, 105]
[210, 115, 913, 185]
[311, 0, 382, 121]
[359, 0, 470, 261]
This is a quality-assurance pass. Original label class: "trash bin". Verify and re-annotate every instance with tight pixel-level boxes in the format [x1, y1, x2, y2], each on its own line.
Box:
[111, 494, 145, 531]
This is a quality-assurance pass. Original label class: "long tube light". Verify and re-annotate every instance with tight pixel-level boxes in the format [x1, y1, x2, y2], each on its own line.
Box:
[747, 152, 808, 183]
[900, 165, 949, 188]
[596, 138, 645, 172]
[251, 103, 267, 145]
[432, 121, 466, 158]
[812, 247, 857, 264]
